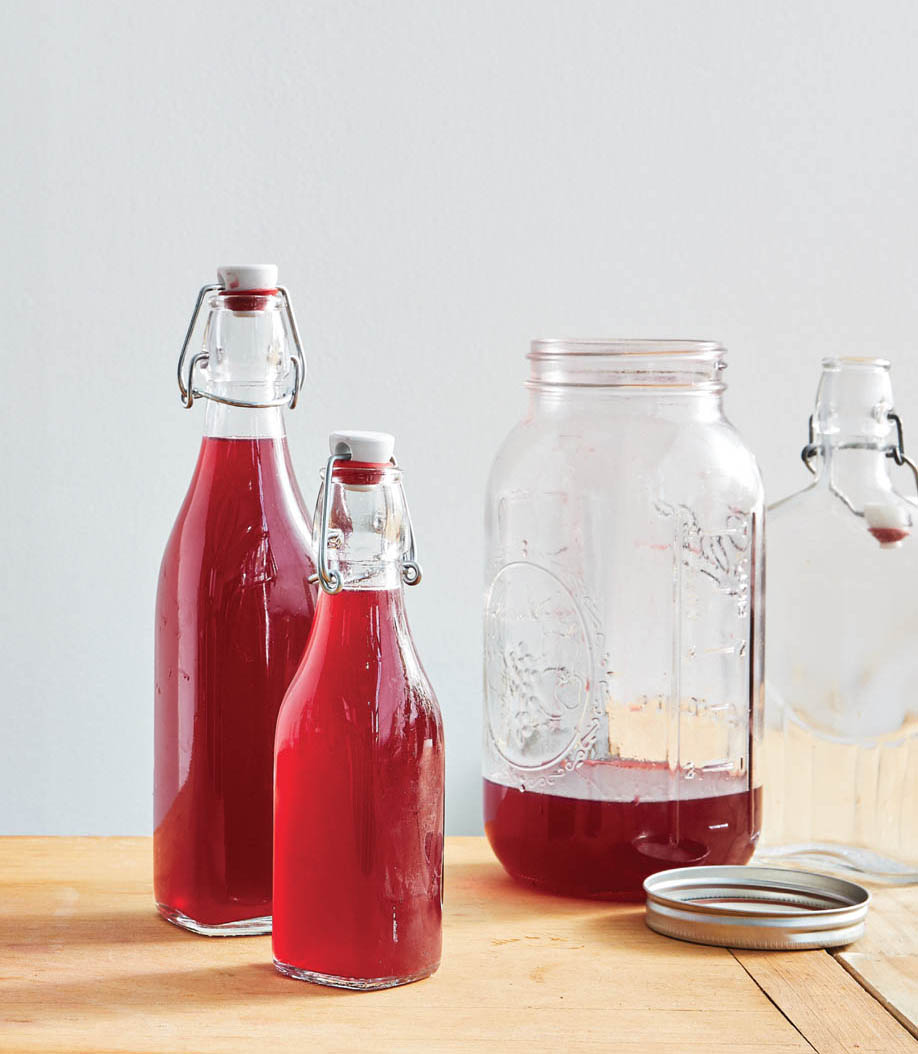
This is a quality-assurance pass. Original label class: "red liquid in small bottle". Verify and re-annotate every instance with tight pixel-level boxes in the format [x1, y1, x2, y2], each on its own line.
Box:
[273, 588, 444, 985]
[484, 760, 760, 900]
[154, 437, 316, 928]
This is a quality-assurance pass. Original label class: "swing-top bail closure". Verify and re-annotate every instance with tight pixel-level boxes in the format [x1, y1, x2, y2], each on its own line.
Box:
[176, 265, 307, 410]
[801, 410, 918, 497]
[314, 431, 423, 595]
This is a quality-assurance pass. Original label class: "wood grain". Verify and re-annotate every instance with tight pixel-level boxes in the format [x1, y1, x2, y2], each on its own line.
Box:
[734, 948, 916, 1053]
[835, 884, 918, 1040]
[0, 837, 900, 1053]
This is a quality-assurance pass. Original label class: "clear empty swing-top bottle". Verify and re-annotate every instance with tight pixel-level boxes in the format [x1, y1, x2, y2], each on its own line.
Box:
[759, 357, 918, 883]
[483, 340, 764, 899]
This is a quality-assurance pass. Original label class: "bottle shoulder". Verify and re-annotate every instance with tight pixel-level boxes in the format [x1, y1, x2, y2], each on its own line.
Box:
[287, 592, 439, 694]
[162, 440, 315, 565]
[768, 479, 918, 543]
[277, 615, 442, 749]
[157, 491, 317, 628]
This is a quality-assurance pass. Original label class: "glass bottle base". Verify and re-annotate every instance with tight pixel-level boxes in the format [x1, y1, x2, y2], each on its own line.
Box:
[156, 903, 272, 936]
[755, 843, 918, 885]
[273, 957, 438, 990]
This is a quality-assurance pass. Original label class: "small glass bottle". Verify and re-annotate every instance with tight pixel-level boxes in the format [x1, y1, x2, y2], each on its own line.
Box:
[273, 430, 444, 989]
[483, 340, 764, 899]
[760, 357, 918, 882]
[154, 266, 317, 935]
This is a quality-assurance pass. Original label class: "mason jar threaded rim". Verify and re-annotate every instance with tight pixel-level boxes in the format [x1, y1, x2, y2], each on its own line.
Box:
[528, 339, 727, 391]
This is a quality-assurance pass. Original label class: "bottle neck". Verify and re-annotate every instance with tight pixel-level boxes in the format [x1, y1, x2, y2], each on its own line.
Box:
[307, 585, 413, 670]
[191, 290, 298, 435]
[203, 402, 287, 439]
[317, 463, 414, 591]
[815, 444, 896, 494]
[315, 579, 408, 619]
[810, 357, 897, 495]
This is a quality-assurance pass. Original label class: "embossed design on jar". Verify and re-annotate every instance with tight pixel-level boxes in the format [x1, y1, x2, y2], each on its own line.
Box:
[657, 502, 753, 618]
[484, 561, 597, 776]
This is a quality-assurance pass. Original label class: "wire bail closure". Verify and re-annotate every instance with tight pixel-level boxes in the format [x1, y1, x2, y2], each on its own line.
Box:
[801, 411, 918, 496]
[176, 283, 307, 410]
[314, 453, 423, 595]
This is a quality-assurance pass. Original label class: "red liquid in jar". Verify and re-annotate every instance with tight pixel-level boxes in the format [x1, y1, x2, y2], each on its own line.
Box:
[484, 760, 760, 900]
[273, 588, 444, 985]
[154, 436, 316, 927]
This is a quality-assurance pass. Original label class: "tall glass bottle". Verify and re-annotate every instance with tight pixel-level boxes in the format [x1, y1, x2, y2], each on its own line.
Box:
[154, 266, 317, 935]
[761, 357, 918, 882]
[273, 430, 444, 989]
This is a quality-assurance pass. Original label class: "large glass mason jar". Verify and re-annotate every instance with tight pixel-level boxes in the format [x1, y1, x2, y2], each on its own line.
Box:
[483, 340, 764, 899]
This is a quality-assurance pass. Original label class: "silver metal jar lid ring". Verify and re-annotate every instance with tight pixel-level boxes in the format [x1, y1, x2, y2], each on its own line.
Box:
[644, 865, 870, 951]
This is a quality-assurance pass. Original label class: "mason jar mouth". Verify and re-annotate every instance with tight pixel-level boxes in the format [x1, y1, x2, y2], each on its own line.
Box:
[528, 339, 726, 391]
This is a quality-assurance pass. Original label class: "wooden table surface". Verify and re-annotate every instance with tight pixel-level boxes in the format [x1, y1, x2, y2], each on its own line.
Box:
[1, 838, 916, 1053]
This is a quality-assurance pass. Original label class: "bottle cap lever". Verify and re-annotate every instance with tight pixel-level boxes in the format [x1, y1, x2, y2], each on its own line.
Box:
[801, 410, 918, 499]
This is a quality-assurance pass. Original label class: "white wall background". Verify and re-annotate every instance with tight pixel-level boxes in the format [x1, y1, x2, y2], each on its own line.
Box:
[4, 0, 918, 835]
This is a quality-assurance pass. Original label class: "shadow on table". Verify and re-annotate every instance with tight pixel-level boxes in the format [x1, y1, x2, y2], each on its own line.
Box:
[1, 956, 358, 1028]
[0, 907, 256, 947]
[0, 904, 359, 1025]
[2, 860, 654, 1029]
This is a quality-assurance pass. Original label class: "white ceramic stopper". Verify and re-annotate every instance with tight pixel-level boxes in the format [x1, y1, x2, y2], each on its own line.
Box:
[329, 430, 395, 464]
[217, 264, 279, 291]
[864, 502, 911, 549]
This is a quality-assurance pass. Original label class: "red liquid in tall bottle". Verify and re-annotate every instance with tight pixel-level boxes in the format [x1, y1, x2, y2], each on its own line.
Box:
[155, 436, 316, 929]
[273, 588, 444, 986]
[484, 760, 760, 900]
